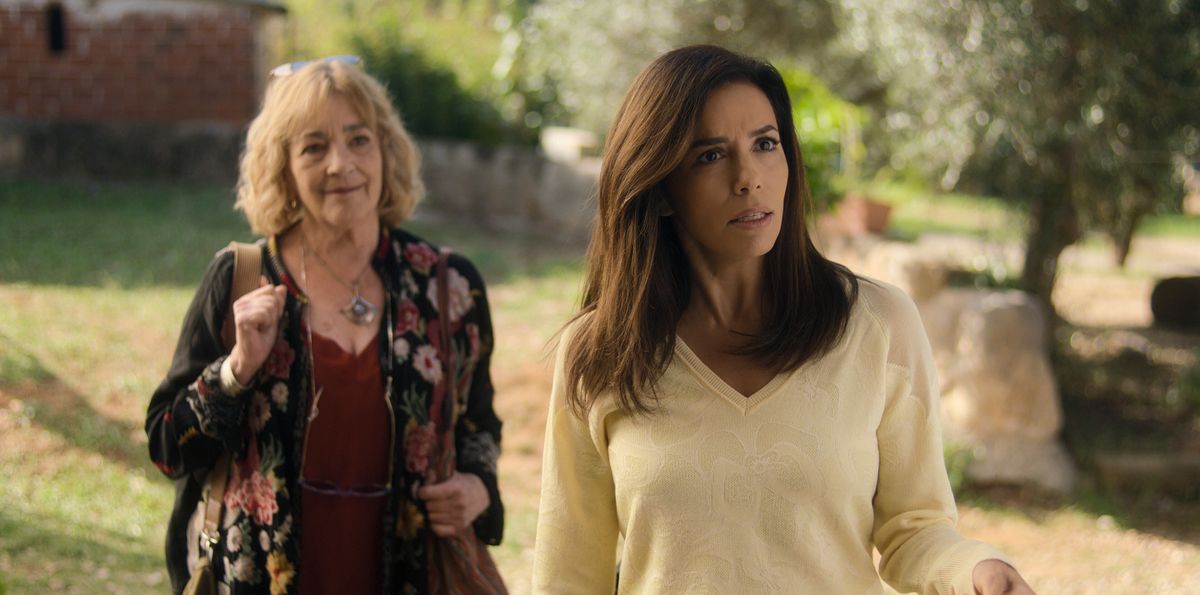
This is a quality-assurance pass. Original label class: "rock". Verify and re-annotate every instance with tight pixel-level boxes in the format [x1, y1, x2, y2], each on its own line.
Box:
[917, 289, 1078, 495]
[1094, 453, 1200, 499]
[823, 238, 1077, 493]
[963, 439, 1077, 496]
[823, 237, 949, 301]
[1150, 276, 1200, 330]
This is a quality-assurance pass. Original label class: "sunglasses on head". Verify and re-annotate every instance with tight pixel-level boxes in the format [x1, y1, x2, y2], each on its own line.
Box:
[269, 55, 363, 78]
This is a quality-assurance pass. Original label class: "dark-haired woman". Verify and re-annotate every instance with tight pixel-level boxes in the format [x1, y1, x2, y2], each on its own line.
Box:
[532, 45, 1034, 595]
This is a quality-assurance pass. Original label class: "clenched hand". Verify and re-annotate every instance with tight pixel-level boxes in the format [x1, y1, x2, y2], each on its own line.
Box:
[227, 276, 288, 386]
[417, 472, 490, 536]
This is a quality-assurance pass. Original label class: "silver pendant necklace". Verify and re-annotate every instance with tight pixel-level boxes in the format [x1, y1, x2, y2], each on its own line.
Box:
[300, 236, 380, 326]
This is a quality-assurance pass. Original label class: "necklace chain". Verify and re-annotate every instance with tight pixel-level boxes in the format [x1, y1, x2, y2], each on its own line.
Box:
[298, 248, 324, 424]
[302, 236, 371, 293]
[300, 234, 380, 326]
[296, 236, 397, 495]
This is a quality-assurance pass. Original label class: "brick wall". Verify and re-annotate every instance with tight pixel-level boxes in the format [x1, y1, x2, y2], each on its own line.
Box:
[0, 2, 263, 125]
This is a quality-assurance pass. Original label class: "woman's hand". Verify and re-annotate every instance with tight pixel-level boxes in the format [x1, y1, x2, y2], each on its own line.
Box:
[973, 559, 1035, 594]
[227, 277, 288, 386]
[417, 472, 490, 537]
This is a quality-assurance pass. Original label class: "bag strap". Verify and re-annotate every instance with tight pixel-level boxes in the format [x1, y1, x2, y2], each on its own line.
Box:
[220, 241, 264, 350]
[437, 248, 457, 413]
[431, 248, 458, 482]
[202, 241, 262, 553]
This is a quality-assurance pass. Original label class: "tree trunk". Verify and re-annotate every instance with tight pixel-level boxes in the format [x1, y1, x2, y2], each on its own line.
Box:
[1111, 211, 1143, 269]
[1111, 195, 1150, 269]
[1021, 189, 1080, 329]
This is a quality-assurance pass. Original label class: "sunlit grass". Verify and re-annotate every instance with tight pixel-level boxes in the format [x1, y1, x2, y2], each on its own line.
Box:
[0, 451, 171, 594]
[3, 177, 1196, 593]
[0, 178, 583, 592]
[1139, 213, 1200, 238]
[853, 180, 1200, 242]
[0, 180, 252, 288]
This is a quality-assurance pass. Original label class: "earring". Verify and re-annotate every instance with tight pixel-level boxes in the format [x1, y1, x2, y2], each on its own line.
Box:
[289, 198, 298, 210]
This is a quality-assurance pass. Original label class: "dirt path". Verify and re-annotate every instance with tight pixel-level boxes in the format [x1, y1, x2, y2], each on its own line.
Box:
[958, 503, 1200, 594]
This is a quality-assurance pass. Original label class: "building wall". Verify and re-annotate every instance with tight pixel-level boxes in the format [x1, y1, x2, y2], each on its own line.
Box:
[0, 0, 275, 125]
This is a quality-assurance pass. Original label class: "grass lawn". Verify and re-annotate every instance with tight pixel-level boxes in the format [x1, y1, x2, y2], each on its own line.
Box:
[2, 178, 1198, 593]
[0, 178, 582, 593]
[851, 181, 1200, 243]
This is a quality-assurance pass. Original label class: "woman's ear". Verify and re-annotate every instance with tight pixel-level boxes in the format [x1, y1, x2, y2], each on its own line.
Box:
[283, 172, 300, 211]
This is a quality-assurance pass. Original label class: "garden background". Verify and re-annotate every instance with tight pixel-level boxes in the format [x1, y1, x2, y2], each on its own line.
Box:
[2, 1, 1199, 593]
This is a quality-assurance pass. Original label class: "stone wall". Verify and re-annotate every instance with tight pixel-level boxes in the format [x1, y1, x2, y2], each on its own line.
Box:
[0, 121, 601, 242]
[417, 139, 598, 242]
[0, 117, 245, 182]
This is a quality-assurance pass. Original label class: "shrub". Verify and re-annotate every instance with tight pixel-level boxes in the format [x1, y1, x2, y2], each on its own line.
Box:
[943, 440, 975, 495]
[351, 29, 513, 145]
[778, 67, 866, 212]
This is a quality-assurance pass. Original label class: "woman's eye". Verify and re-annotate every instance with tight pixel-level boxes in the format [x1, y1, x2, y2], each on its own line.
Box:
[350, 135, 371, 148]
[300, 143, 325, 156]
[697, 149, 722, 163]
[755, 138, 780, 151]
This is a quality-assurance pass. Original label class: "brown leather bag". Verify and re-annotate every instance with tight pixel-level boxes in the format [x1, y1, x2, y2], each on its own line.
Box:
[426, 249, 507, 595]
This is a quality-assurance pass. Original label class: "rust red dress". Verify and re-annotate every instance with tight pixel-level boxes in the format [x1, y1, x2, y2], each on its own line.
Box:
[299, 330, 389, 595]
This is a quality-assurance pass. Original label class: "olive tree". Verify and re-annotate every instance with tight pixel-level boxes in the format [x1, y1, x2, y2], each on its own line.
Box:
[838, 0, 1200, 314]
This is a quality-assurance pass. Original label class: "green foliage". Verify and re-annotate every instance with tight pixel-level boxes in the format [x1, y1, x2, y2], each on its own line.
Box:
[779, 67, 866, 210]
[284, 0, 541, 145]
[525, 0, 840, 134]
[1180, 349, 1200, 409]
[352, 29, 512, 145]
[840, 0, 1200, 298]
[943, 440, 975, 495]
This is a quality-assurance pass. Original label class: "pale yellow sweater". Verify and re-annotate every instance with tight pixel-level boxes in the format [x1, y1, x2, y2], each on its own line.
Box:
[533, 280, 1011, 594]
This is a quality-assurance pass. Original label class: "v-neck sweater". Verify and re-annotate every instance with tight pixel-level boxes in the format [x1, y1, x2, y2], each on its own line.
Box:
[534, 279, 1010, 595]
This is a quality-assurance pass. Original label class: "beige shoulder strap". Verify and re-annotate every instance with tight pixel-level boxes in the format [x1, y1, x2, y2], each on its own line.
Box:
[220, 241, 264, 350]
[202, 241, 261, 554]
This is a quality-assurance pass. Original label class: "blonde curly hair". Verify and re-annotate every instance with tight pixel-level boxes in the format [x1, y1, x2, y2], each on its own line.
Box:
[235, 59, 424, 236]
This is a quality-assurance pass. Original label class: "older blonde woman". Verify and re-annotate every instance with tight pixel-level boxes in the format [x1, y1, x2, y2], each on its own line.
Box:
[147, 57, 504, 594]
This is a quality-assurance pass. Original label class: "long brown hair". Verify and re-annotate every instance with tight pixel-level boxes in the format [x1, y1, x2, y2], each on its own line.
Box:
[564, 45, 859, 417]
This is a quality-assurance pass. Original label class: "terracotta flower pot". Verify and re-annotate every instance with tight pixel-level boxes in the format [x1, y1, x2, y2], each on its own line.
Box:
[838, 193, 892, 235]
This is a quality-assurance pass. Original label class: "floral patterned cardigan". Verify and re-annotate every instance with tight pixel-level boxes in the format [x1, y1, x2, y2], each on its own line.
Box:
[145, 227, 504, 595]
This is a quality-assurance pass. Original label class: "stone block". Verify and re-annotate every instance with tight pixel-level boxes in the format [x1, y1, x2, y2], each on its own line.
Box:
[918, 288, 1077, 494]
[1150, 276, 1200, 330]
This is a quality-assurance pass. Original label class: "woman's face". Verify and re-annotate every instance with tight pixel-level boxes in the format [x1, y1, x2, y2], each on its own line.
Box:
[287, 93, 384, 232]
[663, 81, 787, 269]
